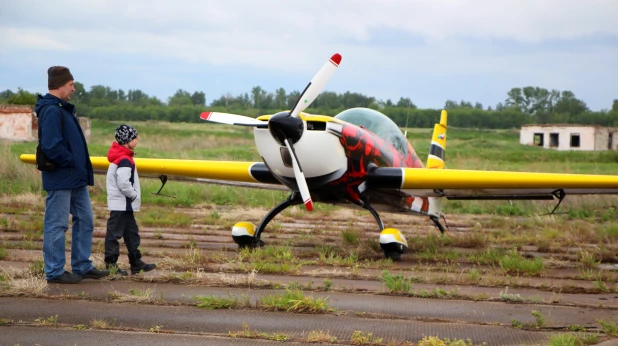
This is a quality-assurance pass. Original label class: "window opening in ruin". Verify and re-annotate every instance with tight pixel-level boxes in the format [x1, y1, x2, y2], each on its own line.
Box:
[550, 133, 559, 147]
[534, 133, 544, 146]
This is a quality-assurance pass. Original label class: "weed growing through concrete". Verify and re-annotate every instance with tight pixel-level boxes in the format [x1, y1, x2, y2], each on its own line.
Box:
[194, 293, 249, 309]
[350, 330, 382, 345]
[597, 319, 618, 336]
[260, 289, 332, 313]
[499, 287, 524, 302]
[34, 314, 58, 327]
[228, 322, 290, 341]
[90, 318, 116, 329]
[381, 270, 413, 294]
[498, 251, 544, 276]
[306, 330, 338, 343]
[531, 310, 546, 328]
[417, 336, 484, 346]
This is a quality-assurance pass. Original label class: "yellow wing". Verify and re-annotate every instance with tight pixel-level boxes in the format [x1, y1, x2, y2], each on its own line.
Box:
[367, 167, 618, 198]
[19, 154, 282, 188]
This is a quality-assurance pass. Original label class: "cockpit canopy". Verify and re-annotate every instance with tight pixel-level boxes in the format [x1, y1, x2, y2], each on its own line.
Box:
[334, 108, 408, 156]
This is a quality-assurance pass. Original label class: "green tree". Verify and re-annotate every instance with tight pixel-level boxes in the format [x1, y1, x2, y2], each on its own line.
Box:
[127, 89, 149, 104]
[7, 88, 37, 105]
[251, 86, 263, 108]
[72, 82, 88, 103]
[505, 88, 525, 112]
[444, 100, 458, 109]
[168, 89, 192, 106]
[275, 88, 287, 109]
[190, 91, 206, 106]
[554, 91, 587, 115]
[0, 89, 16, 103]
[287, 90, 300, 109]
[396, 97, 416, 108]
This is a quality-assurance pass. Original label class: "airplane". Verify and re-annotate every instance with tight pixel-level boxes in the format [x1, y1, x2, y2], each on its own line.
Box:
[21, 53, 618, 260]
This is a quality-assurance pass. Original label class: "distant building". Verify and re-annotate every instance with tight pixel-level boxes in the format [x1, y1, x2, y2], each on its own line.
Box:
[0, 104, 90, 141]
[520, 124, 618, 151]
[0, 105, 36, 141]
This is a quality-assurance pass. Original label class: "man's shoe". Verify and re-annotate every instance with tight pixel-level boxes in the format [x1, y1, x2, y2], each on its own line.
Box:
[106, 263, 128, 276]
[130, 260, 156, 275]
[47, 271, 82, 284]
[81, 268, 110, 279]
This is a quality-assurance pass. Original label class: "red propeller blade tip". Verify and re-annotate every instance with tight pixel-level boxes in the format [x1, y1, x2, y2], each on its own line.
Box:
[329, 53, 342, 66]
[200, 112, 212, 120]
[305, 200, 313, 211]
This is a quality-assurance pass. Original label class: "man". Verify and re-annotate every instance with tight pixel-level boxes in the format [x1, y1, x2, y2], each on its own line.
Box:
[35, 66, 109, 284]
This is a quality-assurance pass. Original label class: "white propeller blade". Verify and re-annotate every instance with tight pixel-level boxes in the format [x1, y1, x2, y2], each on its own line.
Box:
[200, 111, 265, 126]
[290, 53, 342, 118]
[284, 139, 313, 211]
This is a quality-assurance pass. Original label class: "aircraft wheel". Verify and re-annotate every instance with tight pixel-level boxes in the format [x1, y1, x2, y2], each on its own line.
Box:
[232, 222, 257, 248]
[379, 228, 408, 261]
[238, 239, 265, 250]
[384, 251, 402, 261]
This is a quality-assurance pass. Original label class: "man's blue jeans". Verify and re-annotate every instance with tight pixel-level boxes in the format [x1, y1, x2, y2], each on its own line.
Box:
[43, 186, 95, 280]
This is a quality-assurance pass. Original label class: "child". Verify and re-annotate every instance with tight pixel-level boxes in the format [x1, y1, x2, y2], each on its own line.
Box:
[104, 124, 156, 275]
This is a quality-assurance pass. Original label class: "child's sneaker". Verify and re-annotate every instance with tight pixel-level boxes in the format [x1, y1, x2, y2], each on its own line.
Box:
[130, 259, 156, 275]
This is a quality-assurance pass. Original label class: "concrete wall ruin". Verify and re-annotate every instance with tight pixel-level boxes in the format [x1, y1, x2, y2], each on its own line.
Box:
[520, 124, 618, 151]
[0, 105, 90, 141]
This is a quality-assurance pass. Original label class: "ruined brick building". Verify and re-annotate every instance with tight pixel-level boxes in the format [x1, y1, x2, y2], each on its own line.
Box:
[520, 124, 618, 151]
[0, 104, 90, 141]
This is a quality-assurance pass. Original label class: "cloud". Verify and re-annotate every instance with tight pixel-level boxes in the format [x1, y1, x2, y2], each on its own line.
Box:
[4, 1, 618, 48]
[0, 28, 73, 51]
[1, 0, 616, 110]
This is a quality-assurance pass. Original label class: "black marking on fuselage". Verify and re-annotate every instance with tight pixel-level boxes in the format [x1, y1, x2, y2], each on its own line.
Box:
[249, 163, 280, 184]
[366, 167, 404, 189]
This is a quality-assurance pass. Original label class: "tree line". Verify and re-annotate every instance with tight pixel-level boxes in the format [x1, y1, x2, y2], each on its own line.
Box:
[1, 83, 617, 129]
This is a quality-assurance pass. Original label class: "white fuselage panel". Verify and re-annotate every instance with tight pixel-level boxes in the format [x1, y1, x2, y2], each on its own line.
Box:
[253, 123, 346, 179]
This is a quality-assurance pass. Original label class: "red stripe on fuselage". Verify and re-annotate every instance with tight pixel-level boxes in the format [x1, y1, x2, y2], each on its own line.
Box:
[328, 123, 423, 205]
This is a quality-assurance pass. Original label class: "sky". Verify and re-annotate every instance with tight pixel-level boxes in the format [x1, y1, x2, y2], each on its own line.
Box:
[1, 0, 617, 111]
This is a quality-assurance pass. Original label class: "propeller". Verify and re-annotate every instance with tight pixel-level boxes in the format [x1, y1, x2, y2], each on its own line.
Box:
[201, 53, 342, 211]
[290, 53, 342, 118]
[268, 53, 341, 211]
[200, 111, 267, 127]
[283, 138, 313, 211]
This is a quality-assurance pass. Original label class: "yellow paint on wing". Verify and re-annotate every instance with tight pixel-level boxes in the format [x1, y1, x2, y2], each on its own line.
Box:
[20, 154, 260, 183]
[402, 168, 618, 189]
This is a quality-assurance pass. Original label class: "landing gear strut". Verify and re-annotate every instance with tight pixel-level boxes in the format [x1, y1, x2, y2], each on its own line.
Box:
[361, 199, 408, 261]
[231, 192, 303, 249]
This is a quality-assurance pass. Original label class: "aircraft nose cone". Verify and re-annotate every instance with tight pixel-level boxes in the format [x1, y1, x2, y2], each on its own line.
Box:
[269, 111, 304, 145]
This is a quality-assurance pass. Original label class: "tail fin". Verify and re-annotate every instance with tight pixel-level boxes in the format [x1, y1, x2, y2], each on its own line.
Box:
[427, 110, 447, 169]
[427, 110, 447, 218]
